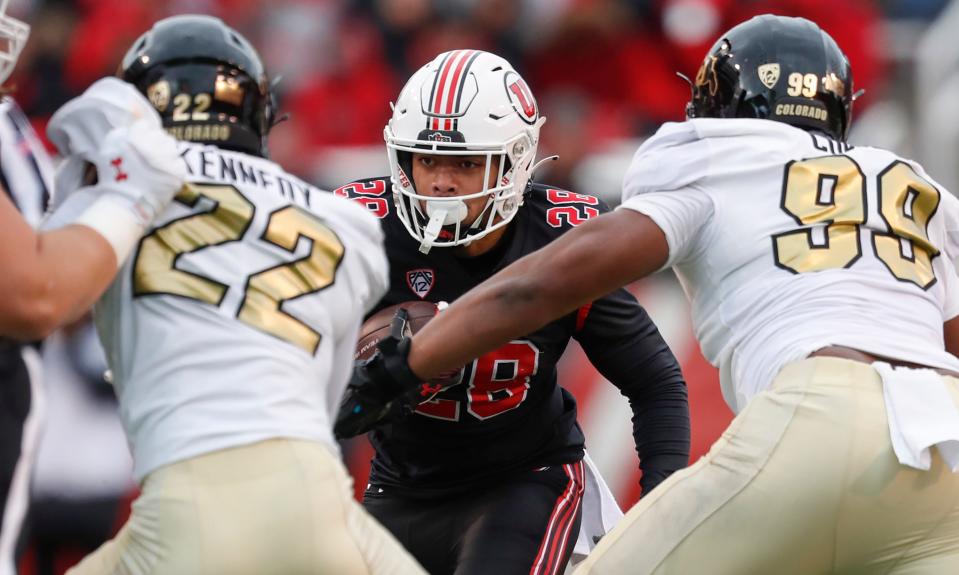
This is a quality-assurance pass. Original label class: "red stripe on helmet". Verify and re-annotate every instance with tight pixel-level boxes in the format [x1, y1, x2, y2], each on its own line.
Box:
[427, 52, 453, 130]
[443, 50, 475, 130]
[432, 50, 465, 130]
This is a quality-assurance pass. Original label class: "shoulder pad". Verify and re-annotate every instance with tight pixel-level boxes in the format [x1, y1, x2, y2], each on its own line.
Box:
[623, 122, 709, 202]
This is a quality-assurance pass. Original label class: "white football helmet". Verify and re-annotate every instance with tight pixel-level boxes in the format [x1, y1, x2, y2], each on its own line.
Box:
[385, 50, 546, 253]
[0, 0, 28, 86]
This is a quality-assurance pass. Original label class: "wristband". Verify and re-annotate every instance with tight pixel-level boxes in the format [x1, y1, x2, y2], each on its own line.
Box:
[73, 194, 150, 265]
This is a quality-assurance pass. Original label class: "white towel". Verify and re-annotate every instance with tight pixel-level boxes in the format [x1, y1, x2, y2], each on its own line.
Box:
[571, 451, 624, 563]
[874, 362, 959, 472]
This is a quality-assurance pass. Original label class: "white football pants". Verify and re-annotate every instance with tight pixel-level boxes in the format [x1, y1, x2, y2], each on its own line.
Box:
[67, 438, 426, 575]
[575, 357, 959, 574]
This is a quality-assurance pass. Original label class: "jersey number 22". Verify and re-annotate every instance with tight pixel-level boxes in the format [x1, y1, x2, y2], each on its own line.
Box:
[132, 183, 344, 355]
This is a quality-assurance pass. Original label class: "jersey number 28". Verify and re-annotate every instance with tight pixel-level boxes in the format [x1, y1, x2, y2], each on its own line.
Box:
[773, 156, 941, 289]
[415, 341, 540, 422]
[132, 183, 344, 355]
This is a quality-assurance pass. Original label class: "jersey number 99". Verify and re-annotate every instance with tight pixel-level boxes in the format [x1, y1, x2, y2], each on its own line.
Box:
[773, 156, 941, 289]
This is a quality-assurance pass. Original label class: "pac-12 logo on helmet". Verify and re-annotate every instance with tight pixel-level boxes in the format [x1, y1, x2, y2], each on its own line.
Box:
[505, 72, 538, 125]
[757, 63, 780, 89]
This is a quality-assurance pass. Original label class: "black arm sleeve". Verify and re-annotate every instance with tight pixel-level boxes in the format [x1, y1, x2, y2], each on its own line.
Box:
[574, 286, 690, 496]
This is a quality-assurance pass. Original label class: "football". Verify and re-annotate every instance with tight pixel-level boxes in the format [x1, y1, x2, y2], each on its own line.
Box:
[355, 301, 439, 361]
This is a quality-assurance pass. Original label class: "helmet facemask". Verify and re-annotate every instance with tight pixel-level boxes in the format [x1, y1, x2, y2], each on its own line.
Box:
[386, 124, 541, 253]
[384, 50, 543, 254]
[0, 0, 29, 86]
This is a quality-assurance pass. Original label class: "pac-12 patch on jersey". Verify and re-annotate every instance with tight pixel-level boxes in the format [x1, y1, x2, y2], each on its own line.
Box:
[406, 269, 435, 299]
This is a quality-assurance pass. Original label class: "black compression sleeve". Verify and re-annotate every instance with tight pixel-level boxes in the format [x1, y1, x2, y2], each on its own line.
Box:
[575, 287, 691, 496]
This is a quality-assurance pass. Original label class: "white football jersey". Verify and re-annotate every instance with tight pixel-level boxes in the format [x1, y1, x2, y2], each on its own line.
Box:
[621, 119, 959, 413]
[96, 142, 388, 480]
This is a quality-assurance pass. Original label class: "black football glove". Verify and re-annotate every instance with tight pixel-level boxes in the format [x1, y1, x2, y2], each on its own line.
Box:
[334, 309, 422, 438]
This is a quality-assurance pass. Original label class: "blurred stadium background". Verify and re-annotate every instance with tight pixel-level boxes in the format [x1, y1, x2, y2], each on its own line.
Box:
[16, 0, 959, 572]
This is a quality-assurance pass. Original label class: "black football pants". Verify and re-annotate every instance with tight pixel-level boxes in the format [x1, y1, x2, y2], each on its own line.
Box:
[364, 460, 585, 575]
[0, 342, 39, 573]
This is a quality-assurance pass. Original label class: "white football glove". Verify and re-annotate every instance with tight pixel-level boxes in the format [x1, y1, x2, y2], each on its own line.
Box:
[89, 117, 186, 226]
[43, 117, 186, 264]
[47, 77, 164, 204]
[48, 77, 160, 158]
[42, 77, 185, 265]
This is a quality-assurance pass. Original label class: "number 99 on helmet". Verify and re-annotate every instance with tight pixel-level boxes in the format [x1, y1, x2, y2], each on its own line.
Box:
[686, 15, 856, 142]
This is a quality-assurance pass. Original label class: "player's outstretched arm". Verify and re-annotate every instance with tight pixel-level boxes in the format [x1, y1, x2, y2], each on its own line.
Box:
[0, 190, 115, 340]
[0, 113, 184, 341]
[408, 208, 671, 380]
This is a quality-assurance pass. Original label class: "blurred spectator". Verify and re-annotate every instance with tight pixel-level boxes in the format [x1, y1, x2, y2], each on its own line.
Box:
[883, 0, 951, 20]
[363, 0, 433, 79]
[61, 0, 157, 92]
[10, 1, 76, 120]
[270, 8, 399, 176]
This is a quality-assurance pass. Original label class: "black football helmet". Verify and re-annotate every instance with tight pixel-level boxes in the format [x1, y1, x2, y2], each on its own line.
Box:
[686, 14, 855, 141]
[120, 15, 274, 157]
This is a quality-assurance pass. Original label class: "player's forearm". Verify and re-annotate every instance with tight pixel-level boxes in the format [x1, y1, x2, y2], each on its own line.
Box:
[409, 210, 669, 380]
[0, 225, 115, 340]
[629, 367, 691, 495]
[408, 259, 560, 380]
[586, 308, 691, 494]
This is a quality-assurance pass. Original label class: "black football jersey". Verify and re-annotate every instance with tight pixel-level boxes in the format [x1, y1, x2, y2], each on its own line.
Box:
[337, 177, 683, 496]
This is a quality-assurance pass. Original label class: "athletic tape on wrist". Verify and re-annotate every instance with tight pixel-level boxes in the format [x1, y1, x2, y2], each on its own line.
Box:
[73, 195, 149, 265]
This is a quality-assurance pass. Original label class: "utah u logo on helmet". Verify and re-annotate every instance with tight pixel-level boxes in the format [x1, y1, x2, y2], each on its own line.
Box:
[506, 74, 538, 124]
